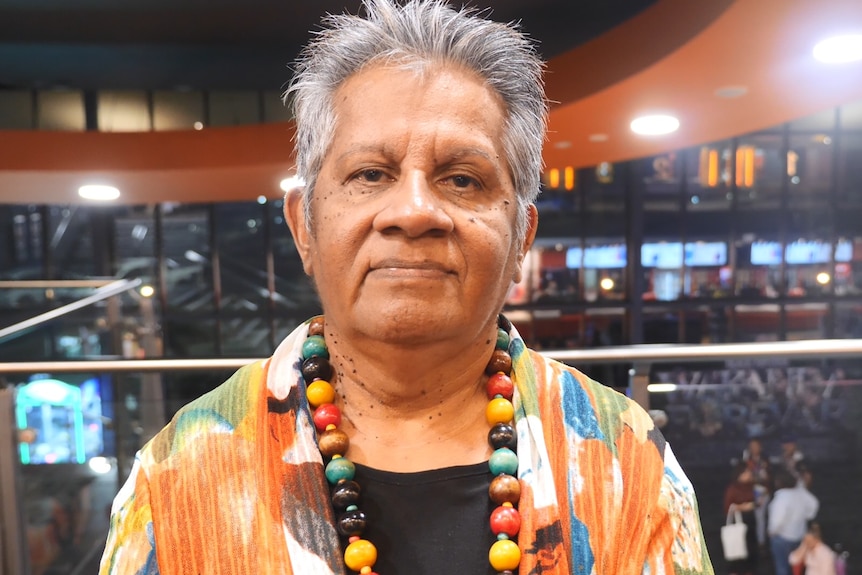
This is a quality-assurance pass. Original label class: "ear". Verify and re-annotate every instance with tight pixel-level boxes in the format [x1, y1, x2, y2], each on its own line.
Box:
[283, 187, 315, 277]
[513, 204, 538, 284]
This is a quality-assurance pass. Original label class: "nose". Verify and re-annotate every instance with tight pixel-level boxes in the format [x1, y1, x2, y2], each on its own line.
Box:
[372, 170, 454, 237]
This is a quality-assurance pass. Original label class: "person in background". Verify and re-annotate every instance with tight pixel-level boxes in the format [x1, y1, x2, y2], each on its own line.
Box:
[774, 433, 805, 479]
[723, 463, 759, 575]
[741, 438, 771, 547]
[789, 523, 836, 575]
[769, 468, 820, 575]
[98, 1, 714, 574]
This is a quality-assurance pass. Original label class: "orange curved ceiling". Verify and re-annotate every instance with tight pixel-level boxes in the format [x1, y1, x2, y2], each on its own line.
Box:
[0, 0, 861, 205]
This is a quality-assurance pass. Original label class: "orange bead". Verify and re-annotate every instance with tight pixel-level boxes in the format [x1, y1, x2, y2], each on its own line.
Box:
[489, 539, 520, 571]
[486, 397, 514, 425]
[344, 539, 377, 572]
[306, 380, 336, 407]
[318, 428, 350, 457]
[308, 316, 325, 336]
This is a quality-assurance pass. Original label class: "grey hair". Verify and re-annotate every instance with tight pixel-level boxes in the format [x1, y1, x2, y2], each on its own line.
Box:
[285, 0, 547, 243]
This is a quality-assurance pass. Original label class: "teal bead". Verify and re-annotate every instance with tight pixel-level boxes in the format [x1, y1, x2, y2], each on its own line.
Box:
[325, 457, 355, 484]
[302, 335, 329, 359]
[497, 533, 510, 540]
[496, 328, 510, 351]
[489, 447, 518, 476]
[346, 504, 358, 512]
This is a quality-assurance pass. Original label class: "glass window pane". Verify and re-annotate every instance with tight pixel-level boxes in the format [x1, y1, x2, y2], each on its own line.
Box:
[0, 90, 33, 129]
[838, 134, 862, 207]
[637, 153, 681, 212]
[98, 90, 150, 132]
[583, 163, 624, 214]
[263, 90, 292, 123]
[583, 237, 626, 302]
[37, 90, 85, 131]
[269, 200, 321, 319]
[736, 134, 784, 211]
[683, 239, 732, 299]
[209, 91, 260, 127]
[840, 97, 862, 130]
[530, 239, 582, 304]
[161, 204, 213, 312]
[734, 235, 781, 298]
[153, 91, 204, 131]
[685, 144, 732, 211]
[788, 134, 834, 208]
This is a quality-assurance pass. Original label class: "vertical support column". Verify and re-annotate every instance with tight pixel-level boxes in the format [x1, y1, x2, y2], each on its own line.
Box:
[625, 162, 644, 345]
[628, 362, 651, 411]
[0, 387, 32, 575]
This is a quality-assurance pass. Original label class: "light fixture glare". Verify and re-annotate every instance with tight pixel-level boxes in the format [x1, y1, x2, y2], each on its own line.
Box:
[78, 185, 120, 201]
[630, 114, 680, 136]
[279, 176, 306, 192]
[813, 34, 862, 63]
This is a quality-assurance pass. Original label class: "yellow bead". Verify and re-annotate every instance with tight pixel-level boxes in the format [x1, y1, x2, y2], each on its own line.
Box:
[489, 538, 521, 571]
[306, 380, 336, 407]
[360, 568, 372, 575]
[344, 539, 377, 572]
[486, 397, 514, 425]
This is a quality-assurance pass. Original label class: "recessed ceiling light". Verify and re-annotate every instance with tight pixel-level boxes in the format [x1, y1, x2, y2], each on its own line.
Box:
[813, 34, 862, 63]
[588, 133, 609, 142]
[553, 141, 572, 149]
[78, 184, 120, 201]
[714, 85, 748, 99]
[279, 176, 305, 192]
[630, 114, 680, 136]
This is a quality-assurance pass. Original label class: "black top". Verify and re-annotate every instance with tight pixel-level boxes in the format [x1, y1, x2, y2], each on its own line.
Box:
[352, 461, 497, 574]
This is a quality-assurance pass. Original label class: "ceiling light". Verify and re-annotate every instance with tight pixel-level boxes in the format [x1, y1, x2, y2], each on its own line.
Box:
[588, 133, 609, 142]
[279, 176, 305, 192]
[78, 184, 120, 201]
[630, 114, 679, 136]
[553, 141, 572, 149]
[813, 34, 862, 63]
[714, 85, 748, 99]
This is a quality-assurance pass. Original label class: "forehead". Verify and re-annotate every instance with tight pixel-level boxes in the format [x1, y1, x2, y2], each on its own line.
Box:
[328, 63, 509, 149]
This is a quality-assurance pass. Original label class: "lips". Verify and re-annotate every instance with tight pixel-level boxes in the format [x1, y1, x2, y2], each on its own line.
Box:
[369, 258, 455, 276]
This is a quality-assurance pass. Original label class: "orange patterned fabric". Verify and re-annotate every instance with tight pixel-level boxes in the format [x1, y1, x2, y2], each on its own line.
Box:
[100, 320, 713, 574]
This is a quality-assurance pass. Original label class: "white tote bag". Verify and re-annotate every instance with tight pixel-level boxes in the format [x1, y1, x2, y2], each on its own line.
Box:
[721, 505, 748, 561]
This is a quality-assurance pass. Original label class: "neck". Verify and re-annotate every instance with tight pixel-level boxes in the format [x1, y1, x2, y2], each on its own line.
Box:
[321, 320, 499, 471]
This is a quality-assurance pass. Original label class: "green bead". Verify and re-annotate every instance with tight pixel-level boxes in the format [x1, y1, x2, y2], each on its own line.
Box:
[489, 447, 518, 476]
[325, 457, 355, 484]
[496, 328, 510, 350]
[346, 504, 358, 512]
[497, 533, 510, 540]
[302, 335, 329, 360]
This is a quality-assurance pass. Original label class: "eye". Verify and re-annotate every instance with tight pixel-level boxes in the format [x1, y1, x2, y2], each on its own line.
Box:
[446, 174, 482, 191]
[354, 169, 387, 183]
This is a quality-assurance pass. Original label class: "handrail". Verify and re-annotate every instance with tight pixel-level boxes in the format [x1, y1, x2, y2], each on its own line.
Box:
[0, 279, 118, 289]
[0, 338, 859, 374]
[0, 278, 142, 343]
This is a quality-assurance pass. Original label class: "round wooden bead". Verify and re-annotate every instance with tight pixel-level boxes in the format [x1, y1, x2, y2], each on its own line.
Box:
[489, 447, 518, 476]
[337, 509, 368, 537]
[486, 373, 514, 400]
[490, 505, 521, 537]
[325, 456, 355, 484]
[308, 316, 325, 336]
[318, 428, 350, 457]
[496, 328, 510, 351]
[497, 314, 512, 333]
[489, 474, 521, 505]
[486, 397, 514, 425]
[485, 349, 512, 375]
[313, 403, 342, 431]
[306, 380, 336, 407]
[301, 356, 334, 384]
[488, 539, 520, 571]
[302, 335, 329, 360]
[488, 422, 517, 451]
[331, 480, 361, 509]
[344, 539, 377, 572]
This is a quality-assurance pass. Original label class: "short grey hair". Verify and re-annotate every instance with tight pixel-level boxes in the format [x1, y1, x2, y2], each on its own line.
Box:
[285, 0, 547, 242]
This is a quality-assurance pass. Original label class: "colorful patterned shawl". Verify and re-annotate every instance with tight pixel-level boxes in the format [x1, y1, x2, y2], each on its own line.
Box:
[100, 320, 713, 574]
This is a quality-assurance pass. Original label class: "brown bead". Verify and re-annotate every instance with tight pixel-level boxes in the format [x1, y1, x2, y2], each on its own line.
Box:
[485, 349, 512, 375]
[318, 428, 349, 457]
[308, 316, 325, 337]
[489, 474, 521, 505]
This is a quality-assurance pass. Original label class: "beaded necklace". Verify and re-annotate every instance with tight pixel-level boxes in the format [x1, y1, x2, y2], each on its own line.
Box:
[300, 315, 522, 574]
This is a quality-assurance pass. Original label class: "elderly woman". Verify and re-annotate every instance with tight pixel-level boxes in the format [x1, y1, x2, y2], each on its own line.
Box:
[100, 1, 712, 574]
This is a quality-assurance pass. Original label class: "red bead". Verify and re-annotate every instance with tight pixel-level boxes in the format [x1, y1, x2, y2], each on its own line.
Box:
[490, 505, 521, 536]
[486, 373, 514, 400]
[313, 403, 342, 431]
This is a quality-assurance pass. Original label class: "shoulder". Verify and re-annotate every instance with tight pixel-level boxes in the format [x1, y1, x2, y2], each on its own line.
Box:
[139, 360, 269, 465]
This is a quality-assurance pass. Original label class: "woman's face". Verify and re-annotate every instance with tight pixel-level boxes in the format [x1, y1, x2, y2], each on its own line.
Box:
[287, 64, 536, 346]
